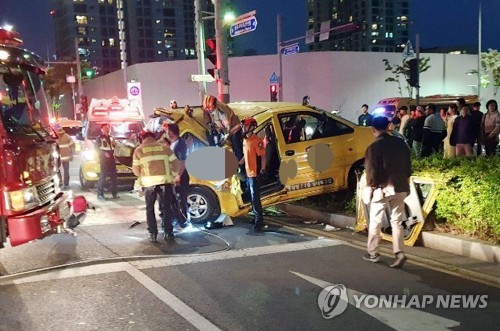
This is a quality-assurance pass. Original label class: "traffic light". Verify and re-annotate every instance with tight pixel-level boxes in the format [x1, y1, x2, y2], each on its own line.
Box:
[270, 84, 278, 102]
[406, 58, 419, 87]
[84, 68, 95, 79]
[206, 38, 217, 79]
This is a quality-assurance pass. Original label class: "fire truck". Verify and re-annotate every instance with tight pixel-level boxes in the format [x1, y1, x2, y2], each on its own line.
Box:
[0, 28, 86, 248]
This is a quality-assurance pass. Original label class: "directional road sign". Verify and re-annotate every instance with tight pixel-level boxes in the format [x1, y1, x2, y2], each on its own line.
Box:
[191, 74, 215, 82]
[230, 16, 258, 38]
[282, 44, 300, 56]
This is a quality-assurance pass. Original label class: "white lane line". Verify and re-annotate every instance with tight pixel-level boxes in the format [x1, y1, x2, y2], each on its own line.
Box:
[1, 239, 342, 285]
[291, 271, 460, 330]
[124, 264, 222, 331]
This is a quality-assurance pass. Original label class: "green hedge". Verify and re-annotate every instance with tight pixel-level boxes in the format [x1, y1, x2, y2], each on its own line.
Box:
[412, 155, 500, 243]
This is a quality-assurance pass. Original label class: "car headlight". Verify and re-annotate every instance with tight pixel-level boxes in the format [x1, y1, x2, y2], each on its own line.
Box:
[83, 150, 96, 161]
[5, 187, 41, 211]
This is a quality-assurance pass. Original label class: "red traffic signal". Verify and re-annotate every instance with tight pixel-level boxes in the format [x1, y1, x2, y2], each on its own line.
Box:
[205, 38, 217, 78]
[270, 84, 278, 102]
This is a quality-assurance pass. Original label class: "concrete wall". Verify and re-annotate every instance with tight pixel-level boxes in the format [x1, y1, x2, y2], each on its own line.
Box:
[82, 51, 493, 123]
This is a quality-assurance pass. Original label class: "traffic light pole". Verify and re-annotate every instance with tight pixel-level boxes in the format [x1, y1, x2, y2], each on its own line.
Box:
[416, 34, 420, 106]
[277, 15, 283, 101]
[75, 38, 83, 120]
[195, 0, 207, 100]
[213, 0, 230, 103]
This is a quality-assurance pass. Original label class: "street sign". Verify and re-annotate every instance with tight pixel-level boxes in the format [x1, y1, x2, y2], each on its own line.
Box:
[230, 16, 258, 37]
[191, 74, 215, 82]
[403, 40, 415, 58]
[269, 72, 279, 84]
[282, 44, 300, 56]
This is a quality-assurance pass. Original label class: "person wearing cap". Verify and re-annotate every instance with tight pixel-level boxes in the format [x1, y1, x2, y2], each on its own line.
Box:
[362, 116, 411, 268]
[470, 101, 484, 156]
[132, 130, 180, 242]
[239, 117, 266, 233]
[55, 124, 75, 189]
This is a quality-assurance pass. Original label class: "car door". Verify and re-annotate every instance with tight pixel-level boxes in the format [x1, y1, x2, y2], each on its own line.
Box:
[271, 110, 349, 200]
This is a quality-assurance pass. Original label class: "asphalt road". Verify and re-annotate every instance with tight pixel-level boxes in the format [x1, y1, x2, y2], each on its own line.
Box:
[0, 158, 499, 330]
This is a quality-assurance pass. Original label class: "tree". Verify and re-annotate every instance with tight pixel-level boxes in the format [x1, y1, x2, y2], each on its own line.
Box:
[382, 57, 431, 97]
[480, 49, 500, 97]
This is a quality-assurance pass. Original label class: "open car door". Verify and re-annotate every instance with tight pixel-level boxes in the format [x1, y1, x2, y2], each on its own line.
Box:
[355, 175, 437, 246]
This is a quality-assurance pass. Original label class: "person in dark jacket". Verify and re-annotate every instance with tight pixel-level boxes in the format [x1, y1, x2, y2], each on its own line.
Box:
[470, 102, 484, 155]
[450, 106, 475, 156]
[410, 106, 426, 156]
[362, 116, 411, 268]
[358, 104, 373, 126]
[95, 123, 118, 200]
[421, 103, 446, 157]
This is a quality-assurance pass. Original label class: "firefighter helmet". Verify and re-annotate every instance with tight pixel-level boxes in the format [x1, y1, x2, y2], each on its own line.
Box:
[241, 117, 257, 134]
[202, 95, 217, 112]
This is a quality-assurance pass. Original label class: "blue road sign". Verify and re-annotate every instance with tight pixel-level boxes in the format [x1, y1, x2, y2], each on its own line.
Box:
[230, 16, 258, 37]
[270, 72, 279, 84]
[282, 44, 300, 56]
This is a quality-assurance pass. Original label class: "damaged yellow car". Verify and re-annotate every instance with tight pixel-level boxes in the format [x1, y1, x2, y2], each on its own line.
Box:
[148, 101, 375, 223]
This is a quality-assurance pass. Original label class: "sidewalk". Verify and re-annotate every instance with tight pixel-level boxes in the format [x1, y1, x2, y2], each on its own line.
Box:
[274, 203, 500, 288]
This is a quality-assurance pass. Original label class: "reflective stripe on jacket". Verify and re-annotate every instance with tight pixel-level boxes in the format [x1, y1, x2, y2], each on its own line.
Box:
[132, 137, 178, 187]
[58, 132, 75, 162]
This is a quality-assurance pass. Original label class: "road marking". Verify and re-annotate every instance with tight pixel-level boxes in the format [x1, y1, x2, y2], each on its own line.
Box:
[1, 239, 342, 285]
[124, 264, 222, 331]
[291, 271, 460, 330]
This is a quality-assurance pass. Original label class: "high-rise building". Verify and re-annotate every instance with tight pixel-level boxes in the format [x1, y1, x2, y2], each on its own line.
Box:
[306, 0, 410, 52]
[51, 0, 203, 75]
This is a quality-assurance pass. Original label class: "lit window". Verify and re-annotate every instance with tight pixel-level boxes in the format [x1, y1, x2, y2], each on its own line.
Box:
[158, 51, 162, 54]
[372, 32, 379, 36]
[371, 24, 378, 30]
[109, 38, 115, 46]
[156, 20, 161, 24]
[401, 16, 408, 22]
[372, 39, 377, 44]
[75, 15, 88, 25]
[157, 40, 162, 44]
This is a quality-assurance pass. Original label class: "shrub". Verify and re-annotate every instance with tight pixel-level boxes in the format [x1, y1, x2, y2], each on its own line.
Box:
[412, 155, 500, 243]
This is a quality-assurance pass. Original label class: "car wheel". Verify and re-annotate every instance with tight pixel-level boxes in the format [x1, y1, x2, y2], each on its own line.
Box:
[186, 186, 220, 224]
[79, 167, 95, 189]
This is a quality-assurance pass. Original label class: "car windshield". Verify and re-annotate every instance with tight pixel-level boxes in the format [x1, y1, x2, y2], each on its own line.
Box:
[86, 121, 143, 139]
[0, 67, 52, 137]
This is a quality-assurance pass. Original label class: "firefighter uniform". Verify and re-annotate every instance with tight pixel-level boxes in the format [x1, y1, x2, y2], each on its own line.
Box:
[57, 128, 75, 188]
[132, 134, 180, 242]
[95, 129, 118, 199]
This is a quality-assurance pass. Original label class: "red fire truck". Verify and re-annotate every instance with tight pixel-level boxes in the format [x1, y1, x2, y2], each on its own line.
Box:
[0, 28, 86, 248]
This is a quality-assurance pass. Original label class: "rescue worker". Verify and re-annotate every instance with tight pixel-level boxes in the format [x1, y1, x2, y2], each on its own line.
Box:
[164, 123, 191, 227]
[202, 95, 243, 162]
[55, 124, 75, 189]
[239, 117, 267, 233]
[132, 130, 180, 242]
[95, 123, 118, 200]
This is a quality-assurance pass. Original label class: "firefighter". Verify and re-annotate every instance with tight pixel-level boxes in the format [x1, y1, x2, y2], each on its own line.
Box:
[54, 123, 75, 189]
[95, 123, 118, 200]
[239, 117, 267, 233]
[202, 95, 243, 162]
[132, 130, 180, 242]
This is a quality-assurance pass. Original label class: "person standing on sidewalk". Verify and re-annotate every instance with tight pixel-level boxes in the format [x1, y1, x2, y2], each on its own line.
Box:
[95, 123, 118, 200]
[480, 99, 500, 157]
[358, 104, 373, 127]
[55, 124, 75, 189]
[239, 117, 267, 233]
[362, 116, 411, 268]
[132, 130, 180, 242]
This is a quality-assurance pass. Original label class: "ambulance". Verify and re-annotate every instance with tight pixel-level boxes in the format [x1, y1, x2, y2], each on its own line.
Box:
[78, 97, 145, 189]
[371, 94, 479, 119]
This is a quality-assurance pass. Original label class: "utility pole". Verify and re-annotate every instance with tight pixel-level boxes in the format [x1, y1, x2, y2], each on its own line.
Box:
[75, 38, 83, 115]
[195, 0, 207, 100]
[416, 33, 420, 106]
[213, 0, 230, 103]
[277, 15, 283, 101]
[477, 1, 482, 99]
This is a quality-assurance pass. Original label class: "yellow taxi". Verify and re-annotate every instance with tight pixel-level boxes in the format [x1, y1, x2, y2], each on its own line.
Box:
[150, 101, 375, 223]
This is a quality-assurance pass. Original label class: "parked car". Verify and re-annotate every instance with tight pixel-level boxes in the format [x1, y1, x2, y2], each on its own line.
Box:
[147, 101, 376, 223]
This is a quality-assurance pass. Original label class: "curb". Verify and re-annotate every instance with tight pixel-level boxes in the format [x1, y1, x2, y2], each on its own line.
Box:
[277, 203, 499, 264]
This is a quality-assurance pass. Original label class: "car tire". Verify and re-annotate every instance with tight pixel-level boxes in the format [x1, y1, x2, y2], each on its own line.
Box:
[79, 167, 95, 190]
[186, 186, 220, 224]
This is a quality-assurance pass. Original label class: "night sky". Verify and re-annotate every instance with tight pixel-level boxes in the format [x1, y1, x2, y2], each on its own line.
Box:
[0, 0, 499, 59]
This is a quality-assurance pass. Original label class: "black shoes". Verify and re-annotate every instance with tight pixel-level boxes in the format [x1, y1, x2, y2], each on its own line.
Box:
[363, 253, 381, 263]
[390, 252, 407, 268]
[149, 233, 158, 243]
[164, 232, 175, 241]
